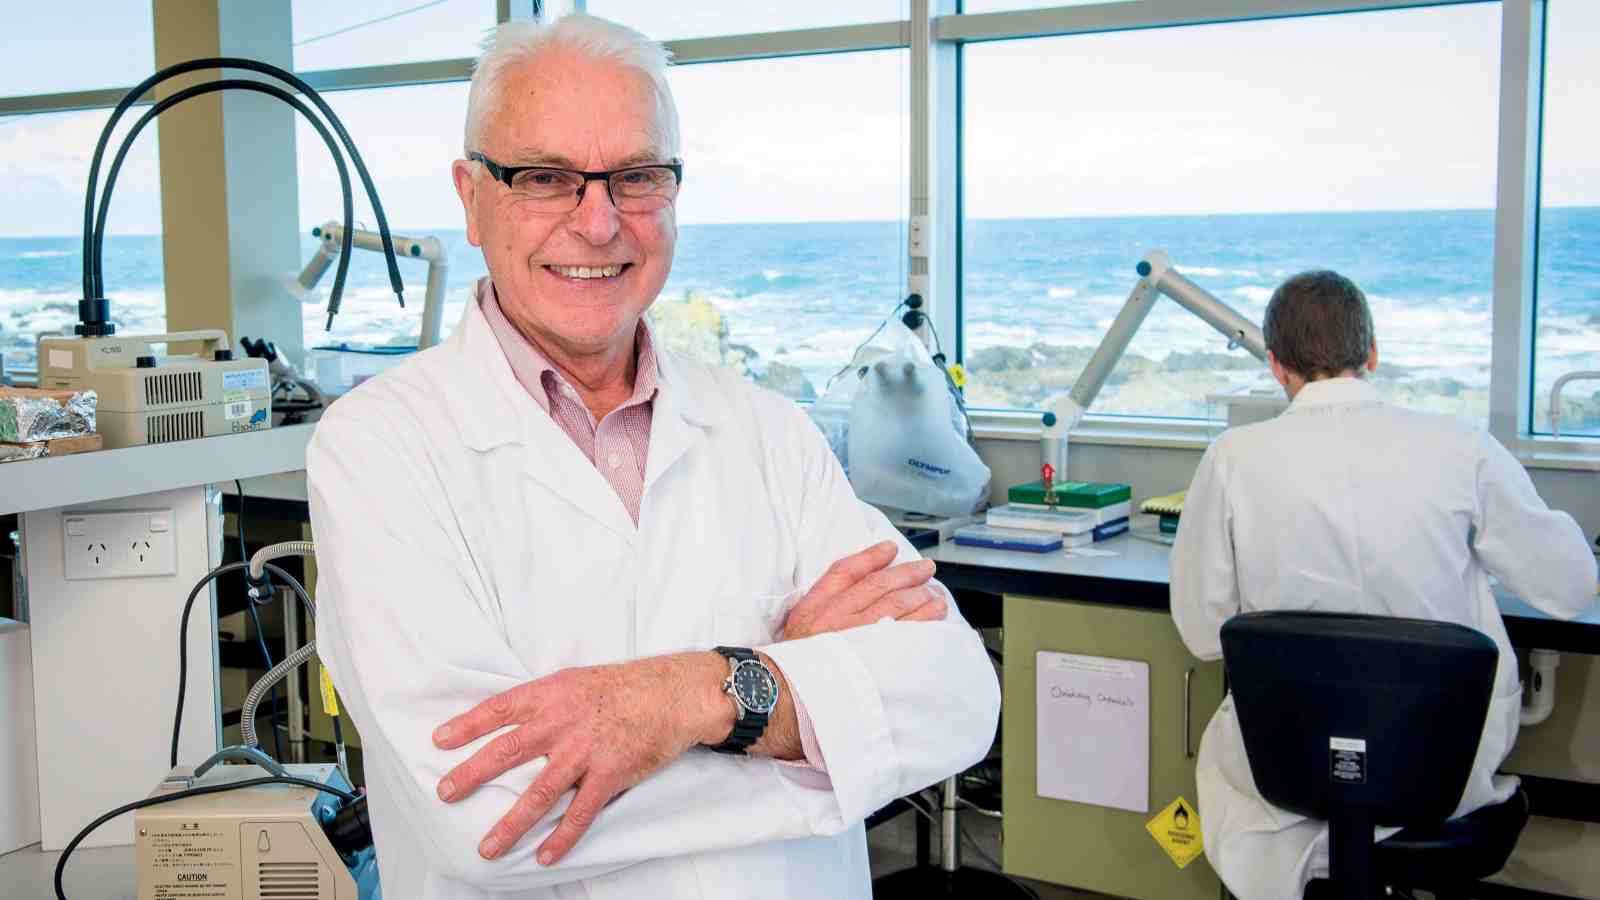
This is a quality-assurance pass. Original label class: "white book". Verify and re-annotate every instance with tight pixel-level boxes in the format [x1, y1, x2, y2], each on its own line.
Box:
[987, 502, 1132, 534]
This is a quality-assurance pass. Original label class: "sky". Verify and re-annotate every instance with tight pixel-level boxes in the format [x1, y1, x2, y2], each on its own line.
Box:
[1, 0, 1596, 237]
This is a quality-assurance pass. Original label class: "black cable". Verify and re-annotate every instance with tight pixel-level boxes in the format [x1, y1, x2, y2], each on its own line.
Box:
[81, 56, 404, 321]
[917, 306, 978, 440]
[54, 775, 357, 900]
[823, 298, 910, 395]
[246, 599, 284, 762]
[235, 480, 284, 762]
[84, 56, 397, 301]
[94, 80, 354, 332]
[172, 561, 311, 768]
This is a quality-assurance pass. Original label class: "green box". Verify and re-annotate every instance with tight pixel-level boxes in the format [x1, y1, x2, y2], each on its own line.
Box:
[1008, 479, 1132, 509]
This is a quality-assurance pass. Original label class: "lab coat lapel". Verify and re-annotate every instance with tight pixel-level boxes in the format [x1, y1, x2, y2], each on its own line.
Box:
[642, 350, 717, 501]
[519, 408, 639, 543]
[450, 294, 638, 542]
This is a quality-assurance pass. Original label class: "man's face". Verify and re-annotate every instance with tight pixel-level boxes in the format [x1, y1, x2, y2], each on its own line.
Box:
[454, 49, 677, 358]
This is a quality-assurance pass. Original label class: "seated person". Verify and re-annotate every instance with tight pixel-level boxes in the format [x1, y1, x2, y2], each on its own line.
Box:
[1170, 270, 1596, 900]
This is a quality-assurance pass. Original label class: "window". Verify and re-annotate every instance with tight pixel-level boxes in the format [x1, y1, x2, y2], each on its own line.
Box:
[294, 82, 479, 352]
[1, 109, 165, 373]
[961, 4, 1502, 423]
[291, 0, 495, 72]
[584, 1, 905, 42]
[658, 51, 909, 401]
[1534, 0, 1600, 438]
[4, 3, 154, 96]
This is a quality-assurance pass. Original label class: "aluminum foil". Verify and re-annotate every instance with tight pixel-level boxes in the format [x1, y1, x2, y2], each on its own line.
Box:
[0, 388, 97, 443]
[0, 443, 47, 464]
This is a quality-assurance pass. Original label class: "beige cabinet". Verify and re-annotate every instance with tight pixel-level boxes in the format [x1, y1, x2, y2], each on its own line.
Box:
[1003, 594, 1226, 900]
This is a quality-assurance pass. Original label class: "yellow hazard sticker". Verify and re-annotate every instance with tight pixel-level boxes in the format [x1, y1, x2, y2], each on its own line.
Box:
[1145, 796, 1205, 869]
[319, 666, 341, 717]
[946, 363, 968, 388]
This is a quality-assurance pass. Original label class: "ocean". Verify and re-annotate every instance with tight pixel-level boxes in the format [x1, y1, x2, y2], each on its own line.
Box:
[3, 208, 1596, 428]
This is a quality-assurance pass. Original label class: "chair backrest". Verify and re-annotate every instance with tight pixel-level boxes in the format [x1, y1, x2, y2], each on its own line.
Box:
[1220, 611, 1498, 828]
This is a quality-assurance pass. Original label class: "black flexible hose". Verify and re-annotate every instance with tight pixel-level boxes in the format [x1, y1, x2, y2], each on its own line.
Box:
[81, 56, 403, 317]
[94, 80, 354, 328]
[54, 775, 357, 900]
[171, 561, 312, 768]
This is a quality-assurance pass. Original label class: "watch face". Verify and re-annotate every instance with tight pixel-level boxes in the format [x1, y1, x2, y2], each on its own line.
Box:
[731, 659, 779, 715]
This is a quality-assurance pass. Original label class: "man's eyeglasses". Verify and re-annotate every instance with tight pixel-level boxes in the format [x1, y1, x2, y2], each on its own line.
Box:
[469, 152, 683, 214]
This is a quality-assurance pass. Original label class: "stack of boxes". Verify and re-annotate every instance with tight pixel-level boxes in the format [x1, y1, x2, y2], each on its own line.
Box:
[952, 479, 1132, 552]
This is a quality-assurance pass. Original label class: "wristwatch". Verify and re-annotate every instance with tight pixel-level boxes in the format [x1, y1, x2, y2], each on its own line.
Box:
[709, 646, 780, 754]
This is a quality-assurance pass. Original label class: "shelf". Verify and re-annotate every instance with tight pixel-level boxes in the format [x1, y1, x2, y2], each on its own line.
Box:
[0, 424, 314, 516]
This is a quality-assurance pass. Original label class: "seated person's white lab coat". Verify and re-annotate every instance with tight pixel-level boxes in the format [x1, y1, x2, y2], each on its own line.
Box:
[1171, 377, 1596, 900]
[304, 297, 1000, 900]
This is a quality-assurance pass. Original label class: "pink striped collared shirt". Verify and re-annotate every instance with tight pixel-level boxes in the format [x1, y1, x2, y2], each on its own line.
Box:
[477, 279, 828, 771]
[479, 280, 657, 524]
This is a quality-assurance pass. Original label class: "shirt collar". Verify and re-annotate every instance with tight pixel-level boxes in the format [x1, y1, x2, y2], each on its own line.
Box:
[478, 278, 661, 417]
[1286, 376, 1382, 412]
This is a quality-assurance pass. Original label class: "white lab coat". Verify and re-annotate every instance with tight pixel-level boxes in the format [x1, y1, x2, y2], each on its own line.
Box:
[1171, 378, 1596, 900]
[304, 296, 1000, 900]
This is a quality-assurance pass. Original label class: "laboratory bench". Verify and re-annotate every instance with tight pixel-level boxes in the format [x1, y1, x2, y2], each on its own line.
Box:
[922, 533, 1600, 900]
[923, 534, 1600, 653]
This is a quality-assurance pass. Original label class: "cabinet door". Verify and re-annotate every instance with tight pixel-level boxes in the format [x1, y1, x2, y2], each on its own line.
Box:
[1003, 594, 1226, 900]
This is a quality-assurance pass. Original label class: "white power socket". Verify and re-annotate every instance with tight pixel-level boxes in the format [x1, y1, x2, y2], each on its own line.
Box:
[62, 509, 178, 580]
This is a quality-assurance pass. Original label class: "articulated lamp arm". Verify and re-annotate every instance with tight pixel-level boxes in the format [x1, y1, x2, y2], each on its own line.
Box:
[1053, 250, 1268, 430]
[294, 220, 451, 350]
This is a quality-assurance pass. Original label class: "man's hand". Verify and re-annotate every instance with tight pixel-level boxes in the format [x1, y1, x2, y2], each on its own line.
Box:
[431, 652, 731, 866]
[780, 540, 947, 641]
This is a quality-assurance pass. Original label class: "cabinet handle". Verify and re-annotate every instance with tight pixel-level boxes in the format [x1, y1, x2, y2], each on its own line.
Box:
[1183, 668, 1195, 759]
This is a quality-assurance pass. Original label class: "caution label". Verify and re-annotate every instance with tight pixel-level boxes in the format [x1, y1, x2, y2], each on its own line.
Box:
[1145, 796, 1205, 869]
[142, 823, 238, 897]
[319, 665, 341, 717]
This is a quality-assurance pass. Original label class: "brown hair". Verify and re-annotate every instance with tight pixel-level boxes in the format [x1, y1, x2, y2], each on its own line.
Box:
[1263, 270, 1375, 380]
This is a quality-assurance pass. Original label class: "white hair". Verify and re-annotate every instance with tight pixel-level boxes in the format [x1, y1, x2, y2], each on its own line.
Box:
[463, 15, 679, 158]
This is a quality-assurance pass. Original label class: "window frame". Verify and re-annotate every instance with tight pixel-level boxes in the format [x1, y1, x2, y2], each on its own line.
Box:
[936, 0, 1595, 467]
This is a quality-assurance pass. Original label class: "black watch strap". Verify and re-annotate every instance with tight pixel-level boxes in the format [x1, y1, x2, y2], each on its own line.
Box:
[711, 646, 769, 755]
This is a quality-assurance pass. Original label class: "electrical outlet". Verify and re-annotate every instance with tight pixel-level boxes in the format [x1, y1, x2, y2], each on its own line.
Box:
[63, 510, 178, 580]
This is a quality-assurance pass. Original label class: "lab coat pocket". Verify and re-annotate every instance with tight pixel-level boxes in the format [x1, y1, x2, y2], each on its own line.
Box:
[710, 585, 801, 647]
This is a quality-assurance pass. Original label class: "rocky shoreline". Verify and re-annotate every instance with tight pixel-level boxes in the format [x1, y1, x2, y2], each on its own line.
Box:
[646, 290, 1600, 433]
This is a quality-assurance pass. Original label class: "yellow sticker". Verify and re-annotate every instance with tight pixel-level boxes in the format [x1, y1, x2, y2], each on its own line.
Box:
[319, 666, 341, 717]
[947, 363, 968, 388]
[1145, 796, 1205, 869]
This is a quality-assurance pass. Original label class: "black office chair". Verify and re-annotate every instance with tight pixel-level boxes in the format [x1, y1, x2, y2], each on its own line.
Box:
[1221, 612, 1529, 900]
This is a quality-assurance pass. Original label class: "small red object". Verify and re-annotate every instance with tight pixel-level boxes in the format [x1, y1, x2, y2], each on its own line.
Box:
[1041, 463, 1055, 487]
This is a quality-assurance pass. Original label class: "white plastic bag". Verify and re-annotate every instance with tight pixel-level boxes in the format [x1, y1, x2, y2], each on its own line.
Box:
[841, 319, 991, 516]
[807, 360, 862, 475]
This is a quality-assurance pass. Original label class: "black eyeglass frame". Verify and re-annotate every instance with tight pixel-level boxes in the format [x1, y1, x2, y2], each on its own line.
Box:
[468, 152, 684, 209]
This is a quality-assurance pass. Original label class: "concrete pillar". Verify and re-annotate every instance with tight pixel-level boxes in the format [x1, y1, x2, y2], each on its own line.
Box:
[152, 0, 301, 362]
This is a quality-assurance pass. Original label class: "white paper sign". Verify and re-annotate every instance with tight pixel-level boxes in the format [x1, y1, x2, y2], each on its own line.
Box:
[1036, 651, 1149, 813]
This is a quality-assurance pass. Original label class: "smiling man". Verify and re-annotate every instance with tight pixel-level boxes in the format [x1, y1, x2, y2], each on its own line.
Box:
[304, 15, 1000, 900]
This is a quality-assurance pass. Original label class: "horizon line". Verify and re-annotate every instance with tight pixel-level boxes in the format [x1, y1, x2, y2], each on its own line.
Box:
[6, 203, 1600, 239]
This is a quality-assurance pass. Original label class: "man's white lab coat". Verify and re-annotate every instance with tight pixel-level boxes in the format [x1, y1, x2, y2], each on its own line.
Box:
[305, 297, 1000, 899]
[1171, 378, 1596, 900]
